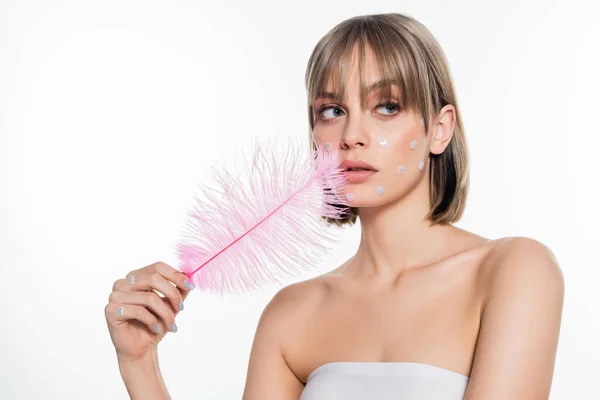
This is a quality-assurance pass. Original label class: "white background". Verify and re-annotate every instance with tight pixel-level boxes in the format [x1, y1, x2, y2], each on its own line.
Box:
[1, 0, 599, 398]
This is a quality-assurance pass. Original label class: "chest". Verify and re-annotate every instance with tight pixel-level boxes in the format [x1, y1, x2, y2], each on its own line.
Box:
[290, 261, 485, 382]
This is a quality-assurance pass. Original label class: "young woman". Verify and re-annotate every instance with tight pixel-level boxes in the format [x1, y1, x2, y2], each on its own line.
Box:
[106, 13, 564, 400]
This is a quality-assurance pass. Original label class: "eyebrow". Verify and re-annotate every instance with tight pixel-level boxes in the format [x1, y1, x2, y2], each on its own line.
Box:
[314, 78, 401, 101]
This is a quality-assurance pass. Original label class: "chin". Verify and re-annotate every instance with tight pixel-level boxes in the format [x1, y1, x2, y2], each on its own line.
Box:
[340, 188, 387, 207]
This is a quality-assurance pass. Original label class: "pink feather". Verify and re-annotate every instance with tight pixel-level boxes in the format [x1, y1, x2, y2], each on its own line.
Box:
[174, 137, 350, 295]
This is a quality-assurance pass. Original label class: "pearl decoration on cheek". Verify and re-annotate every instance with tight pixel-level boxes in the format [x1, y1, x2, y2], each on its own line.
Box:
[379, 139, 388, 148]
[345, 193, 355, 202]
[420, 118, 425, 126]
[410, 140, 417, 150]
[397, 165, 405, 174]
[418, 161, 425, 171]
[376, 186, 385, 195]
[324, 142, 332, 151]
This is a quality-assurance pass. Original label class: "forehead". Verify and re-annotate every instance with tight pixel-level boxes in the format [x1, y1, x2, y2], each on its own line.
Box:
[308, 38, 411, 111]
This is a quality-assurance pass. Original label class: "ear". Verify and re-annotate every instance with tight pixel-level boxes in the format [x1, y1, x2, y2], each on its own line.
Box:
[429, 104, 456, 155]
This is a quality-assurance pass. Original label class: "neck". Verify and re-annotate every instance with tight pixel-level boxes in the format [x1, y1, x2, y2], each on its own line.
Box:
[342, 180, 461, 282]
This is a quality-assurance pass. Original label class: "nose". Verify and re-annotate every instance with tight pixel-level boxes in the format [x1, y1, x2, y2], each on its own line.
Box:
[340, 111, 370, 151]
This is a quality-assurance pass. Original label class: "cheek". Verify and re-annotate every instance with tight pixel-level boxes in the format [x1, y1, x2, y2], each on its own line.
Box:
[312, 127, 327, 139]
[389, 137, 416, 162]
[312, 130, 340, 153]
[379, 134, 425, 174]
[312, 127, 337, 141]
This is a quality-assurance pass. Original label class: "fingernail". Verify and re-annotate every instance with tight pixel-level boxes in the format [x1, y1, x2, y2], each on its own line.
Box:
[171, 322, 178, 333]
[155, 324, 160, 334]
[184, 279, 196, 290]
[178, 300, 184, 311]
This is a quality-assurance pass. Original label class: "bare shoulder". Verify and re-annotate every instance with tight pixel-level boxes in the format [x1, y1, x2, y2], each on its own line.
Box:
[464, 237, 565, 398]
[257, 274, 333, 335]
[479, 236, 565, 309]
[243, 276, 334, 399]
[263, 274, 332, 313]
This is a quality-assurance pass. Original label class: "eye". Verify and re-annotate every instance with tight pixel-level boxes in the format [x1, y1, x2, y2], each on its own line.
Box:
[315, 105, 345, 121]
[375, 101, 401, 116]
[314, 101, 401, 122]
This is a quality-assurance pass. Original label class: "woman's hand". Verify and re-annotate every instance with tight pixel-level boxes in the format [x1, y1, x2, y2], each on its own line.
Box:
[105, 261, 195, 362]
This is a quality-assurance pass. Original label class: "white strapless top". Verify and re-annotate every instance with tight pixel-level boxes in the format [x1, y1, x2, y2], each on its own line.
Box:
[299, 362, 470, 400]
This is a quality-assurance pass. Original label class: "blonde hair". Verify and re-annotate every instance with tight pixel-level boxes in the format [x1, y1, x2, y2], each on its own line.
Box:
[305, 13, 469, 227]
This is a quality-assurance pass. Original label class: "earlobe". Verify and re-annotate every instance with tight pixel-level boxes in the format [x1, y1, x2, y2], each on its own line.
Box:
[429, 125, 449, 155]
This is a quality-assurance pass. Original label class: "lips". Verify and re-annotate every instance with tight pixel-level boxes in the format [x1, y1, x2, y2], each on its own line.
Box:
[342, 169, 377, 184]
[339, 159, 377, 172]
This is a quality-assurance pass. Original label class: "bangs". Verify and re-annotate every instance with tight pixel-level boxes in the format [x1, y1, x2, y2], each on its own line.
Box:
[306, 19, 431, 130]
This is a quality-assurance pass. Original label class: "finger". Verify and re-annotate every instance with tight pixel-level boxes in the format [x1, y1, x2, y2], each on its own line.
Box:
[120, 264, 190, 313]
[153, 261, 196, 294]
[120, 261, 195, 294]
[151, 264, 196, 304]
[109, 291, 177, 332]
[105, 303, 162, 335]
[178, 271, 194, 302]
[147, 262, 196, 303]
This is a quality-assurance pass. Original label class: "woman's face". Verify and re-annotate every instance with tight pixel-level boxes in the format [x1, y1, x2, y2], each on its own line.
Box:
[311, 52, 430, 207]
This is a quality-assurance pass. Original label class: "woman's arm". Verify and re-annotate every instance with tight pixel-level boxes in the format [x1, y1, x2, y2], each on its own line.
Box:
[118, 350, 171, 400]
[464, 237, 565, 399]
[242, 284, 309, 400]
